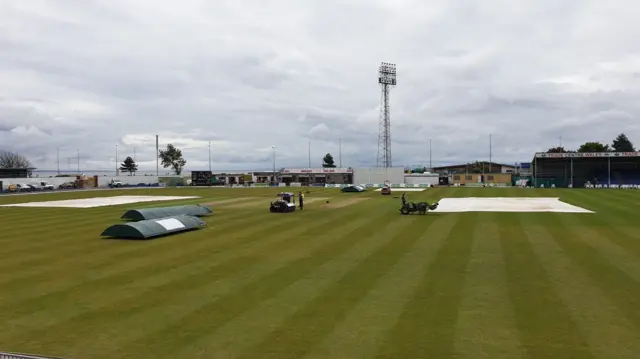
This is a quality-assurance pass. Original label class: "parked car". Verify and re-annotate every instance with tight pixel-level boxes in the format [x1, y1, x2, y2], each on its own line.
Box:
[58, 181, 77, 189]
[37, 181, 55, 190]
[15, 183, 32, 192]
[109, 180, 123, 188]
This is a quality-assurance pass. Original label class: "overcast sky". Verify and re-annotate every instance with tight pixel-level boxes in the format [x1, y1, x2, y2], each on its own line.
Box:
[2, 0, 640, 172]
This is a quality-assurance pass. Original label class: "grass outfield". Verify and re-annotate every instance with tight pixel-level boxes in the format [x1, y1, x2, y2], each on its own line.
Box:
[1, 187, 640, 359]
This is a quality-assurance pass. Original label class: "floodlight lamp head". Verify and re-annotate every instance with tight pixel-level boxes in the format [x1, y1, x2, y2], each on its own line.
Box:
[378, 62, 397, 85]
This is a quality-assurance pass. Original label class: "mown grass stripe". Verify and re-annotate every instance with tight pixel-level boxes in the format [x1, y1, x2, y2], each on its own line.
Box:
[454, 213, 524, 359]
[543, 214, 640, 329]
[583, 188, 640, 204]
[523, 220, 640, 359]
[118, 205, 402, 357]
[555, 194, 640, 256]
[169, 211, 450, 358]
[560, 215, 640, 281]
[0, 208, 265, 283]
[303, 212, 459, 359]
[2, 187, 640, 359]
[0, 205, 368, 323]
[375, 212, 477, 359]
[568, 190, 636, 219]
[0, 209, 285, 293]
[30, 214, 382, 359]
[499, 213, 594, 359]
[0, 207, 379, 350]
[239, 216, 431, 359]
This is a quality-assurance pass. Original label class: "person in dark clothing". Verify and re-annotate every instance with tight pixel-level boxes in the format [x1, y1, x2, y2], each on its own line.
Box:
[401, 192, 407, 206]
[298, 191, 304, 210]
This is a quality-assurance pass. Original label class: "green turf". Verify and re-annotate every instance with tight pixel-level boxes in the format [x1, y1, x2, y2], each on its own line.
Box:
[1, 187, 640, 359]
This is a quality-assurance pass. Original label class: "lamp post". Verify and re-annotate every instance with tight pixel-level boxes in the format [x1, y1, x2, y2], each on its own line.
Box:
[116, 144, 119, 176]
[272, 145, 276, 184]
[208, 141, 211, 172]
[429, 138, 432, 169]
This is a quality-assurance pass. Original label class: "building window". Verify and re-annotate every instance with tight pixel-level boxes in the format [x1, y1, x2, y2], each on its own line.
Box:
[488, 175, 494, 181]
[453, 175, 460, 180]
[465, 175, 472, 180]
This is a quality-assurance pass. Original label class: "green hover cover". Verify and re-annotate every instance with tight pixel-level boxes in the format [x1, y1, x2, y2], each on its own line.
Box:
[101, 215, 206, 239]
[341, 185, 366, 193]
[121, 204, 212, 221]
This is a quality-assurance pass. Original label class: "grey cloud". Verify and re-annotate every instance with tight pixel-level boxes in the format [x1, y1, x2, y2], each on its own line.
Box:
[1, 0, 640, 171]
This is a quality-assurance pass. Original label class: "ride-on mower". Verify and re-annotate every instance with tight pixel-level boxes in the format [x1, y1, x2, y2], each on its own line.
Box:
[381, 185, 391, 195]
[399, 194, 438, 215]
[270, 192, 297, 213]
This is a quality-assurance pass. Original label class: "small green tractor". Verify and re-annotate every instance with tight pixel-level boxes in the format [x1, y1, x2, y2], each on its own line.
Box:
[399, 194, 439, 215]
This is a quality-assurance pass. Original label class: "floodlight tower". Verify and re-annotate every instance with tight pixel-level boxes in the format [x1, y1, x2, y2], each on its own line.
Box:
[377, 62, 396, 168]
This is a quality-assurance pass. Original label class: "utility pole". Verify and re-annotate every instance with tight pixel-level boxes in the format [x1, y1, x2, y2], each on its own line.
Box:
[57, 147, 60, 175]
[77, 149, 80, 173]
[489, 134, 492, 173]
[429, 138, 432, 169]
[116, 144, 119, 176]
[339, 138, 342, 168]
[208, 141, 212, 172]
[156, 135, 159, 176]
[272, 146, 276, 184]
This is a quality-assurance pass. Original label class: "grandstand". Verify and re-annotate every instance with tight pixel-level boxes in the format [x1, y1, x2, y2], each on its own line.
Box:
[533, 151, 640, 188]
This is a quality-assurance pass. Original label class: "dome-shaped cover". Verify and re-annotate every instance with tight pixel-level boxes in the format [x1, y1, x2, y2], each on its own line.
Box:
[101, 215, 207, 239]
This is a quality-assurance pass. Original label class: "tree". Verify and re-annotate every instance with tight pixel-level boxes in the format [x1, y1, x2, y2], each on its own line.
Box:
[159, 144, 187, 175]
[612, 133, 635, 152]
[0, 150, 32, 168]
[119, 156, 138, 175]
[322, 153, 336, 168]
[577, 141, 610, 153]
[547, 147, 567, 153]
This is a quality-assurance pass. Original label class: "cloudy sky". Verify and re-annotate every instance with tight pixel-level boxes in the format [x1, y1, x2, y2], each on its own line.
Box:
[2, 0, 640, 172]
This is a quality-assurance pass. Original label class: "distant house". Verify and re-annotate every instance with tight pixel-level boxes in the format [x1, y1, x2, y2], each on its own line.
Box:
[431, 162, 516, 174]
[0, 167, 36, 178]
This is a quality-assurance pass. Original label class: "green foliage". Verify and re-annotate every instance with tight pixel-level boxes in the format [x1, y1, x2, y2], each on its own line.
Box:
[159, 144, 187, 175]
[120, 156, 138, 175]
[322, 153, 336, 168]
[550, 134, 636, 153]
[577, 142, 610, 153]
[547, 147, 567, 153]
[612, 133, 635, 152]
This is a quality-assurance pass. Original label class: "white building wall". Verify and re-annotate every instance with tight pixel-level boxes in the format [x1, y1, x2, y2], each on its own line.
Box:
[404, 174, 439, 185]
[500, 165, 516, 173]
[0, 175, 163, 188]
[353, 167, 404, 184]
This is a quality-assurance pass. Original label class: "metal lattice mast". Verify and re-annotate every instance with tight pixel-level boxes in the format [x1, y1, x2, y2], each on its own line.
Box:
[377, 62, 396, 168]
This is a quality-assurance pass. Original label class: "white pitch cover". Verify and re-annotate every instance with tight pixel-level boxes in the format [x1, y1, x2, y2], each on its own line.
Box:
[154, 218, 186, 231]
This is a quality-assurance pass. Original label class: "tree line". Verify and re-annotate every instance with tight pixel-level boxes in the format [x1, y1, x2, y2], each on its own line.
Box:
[547, 133, 636, 153]
[0, 144, 188, 175]
[119, 143, 187, 175]
[1, 144, 340, 174]
[120, 147, 340, 173]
